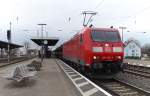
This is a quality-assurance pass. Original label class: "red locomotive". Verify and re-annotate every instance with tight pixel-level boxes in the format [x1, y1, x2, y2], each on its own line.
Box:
[62, 27, 124, 77]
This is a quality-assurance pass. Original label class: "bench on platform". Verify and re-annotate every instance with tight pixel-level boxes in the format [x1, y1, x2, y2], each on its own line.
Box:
[2, 64, 37, 82]
[27, 60, 41, 71]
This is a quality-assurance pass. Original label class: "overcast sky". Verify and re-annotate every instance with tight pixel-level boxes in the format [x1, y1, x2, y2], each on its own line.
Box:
[0, 0, 150, 47]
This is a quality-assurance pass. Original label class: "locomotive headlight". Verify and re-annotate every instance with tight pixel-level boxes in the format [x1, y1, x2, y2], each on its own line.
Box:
[93, 56, 97, 59]
[113, 47, 122, 52]
[92, 47, 103, 52]
[116, 56, 121, 59]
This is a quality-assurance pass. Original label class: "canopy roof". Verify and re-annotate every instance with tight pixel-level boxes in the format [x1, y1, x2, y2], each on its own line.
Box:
[0, 40, 23, 49]
[31, 37, 59, 46]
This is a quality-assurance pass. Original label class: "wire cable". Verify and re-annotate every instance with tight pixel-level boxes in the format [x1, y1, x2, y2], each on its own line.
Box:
[95, 0, 105, 9]
[127, 5, 150, 19]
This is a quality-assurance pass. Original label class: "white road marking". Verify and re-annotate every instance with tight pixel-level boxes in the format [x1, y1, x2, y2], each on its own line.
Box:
[77, 82, 89, 87]
[70, 74, 79, 77]
[83, 88, 99, 96]
[72, 77, 83, 81]
[58, 59, 112, 96]
[66, 71, 75, 74]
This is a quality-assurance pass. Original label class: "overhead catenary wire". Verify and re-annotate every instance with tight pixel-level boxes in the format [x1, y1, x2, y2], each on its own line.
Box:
[109, 5, 150, 21]
[125, 5, 150, 19]
[93, 0, 150, 24]
[95, 0, 105, 9]
[67, 0, 105, 22]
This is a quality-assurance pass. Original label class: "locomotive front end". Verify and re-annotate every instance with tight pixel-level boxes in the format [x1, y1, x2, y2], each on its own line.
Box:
[89, 28, 124, 74]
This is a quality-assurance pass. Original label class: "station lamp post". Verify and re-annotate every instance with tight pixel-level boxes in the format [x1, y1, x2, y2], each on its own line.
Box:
[37, 24, 47, 65]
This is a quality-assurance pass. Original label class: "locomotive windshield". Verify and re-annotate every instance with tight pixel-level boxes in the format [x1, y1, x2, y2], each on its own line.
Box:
[91, 31, 121, 42]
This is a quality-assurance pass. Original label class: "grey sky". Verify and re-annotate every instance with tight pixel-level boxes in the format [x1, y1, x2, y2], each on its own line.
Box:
[0, 0, 150, 47]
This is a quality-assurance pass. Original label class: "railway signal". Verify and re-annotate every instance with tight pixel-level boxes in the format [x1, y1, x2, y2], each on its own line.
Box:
[7, 30, 11, 41]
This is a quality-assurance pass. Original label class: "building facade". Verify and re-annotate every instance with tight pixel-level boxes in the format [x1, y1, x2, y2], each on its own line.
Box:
[124, 40, 141, 58]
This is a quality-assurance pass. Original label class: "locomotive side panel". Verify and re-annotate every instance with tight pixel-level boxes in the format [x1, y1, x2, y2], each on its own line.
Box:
[63, 34, 81, 64]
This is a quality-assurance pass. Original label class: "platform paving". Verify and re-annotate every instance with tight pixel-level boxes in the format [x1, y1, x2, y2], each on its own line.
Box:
[0, 58, 80, 96]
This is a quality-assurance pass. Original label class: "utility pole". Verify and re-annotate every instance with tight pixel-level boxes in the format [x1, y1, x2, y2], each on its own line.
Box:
[37, 24, 47, 39]
[37, 24, 47, 64]
[119, 26, 127, 42]
[37, 30, 39, 38]
[7, 22, 12, 64]
[46, 31, 48, 37]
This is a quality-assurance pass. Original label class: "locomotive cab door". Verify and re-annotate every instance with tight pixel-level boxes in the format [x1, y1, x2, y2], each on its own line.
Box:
[79, 34, 84, 65]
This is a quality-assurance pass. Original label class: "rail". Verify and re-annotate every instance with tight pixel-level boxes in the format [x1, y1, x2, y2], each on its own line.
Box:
[124, 63, 150, 78]
[92, 78, 150, 96]
[0, 56, 37, 67]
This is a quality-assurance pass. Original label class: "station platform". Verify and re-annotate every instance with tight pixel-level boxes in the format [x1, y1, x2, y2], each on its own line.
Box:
[0, 58, 81, 96]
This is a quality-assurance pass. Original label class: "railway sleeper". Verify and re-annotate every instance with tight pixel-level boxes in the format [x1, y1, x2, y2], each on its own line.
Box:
[109, 86, 126, 89]
[113, 88, 131, 92]
[120, 91, 138, 96]
[104, 84, 121, 87]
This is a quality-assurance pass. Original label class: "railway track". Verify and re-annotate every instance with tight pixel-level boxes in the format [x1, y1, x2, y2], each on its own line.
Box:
[93, 78, 150, 96]
[62, 60, 150, 95]
[0, 56, 36, 67]
[124, 69, 150, 78]
[125, 64, 150, 74]
[124, 64, 150, 78]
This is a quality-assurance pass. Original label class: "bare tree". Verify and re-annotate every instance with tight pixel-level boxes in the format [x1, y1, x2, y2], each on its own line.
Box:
[23, 41, 30, 57]
[142, 43, 150, 57]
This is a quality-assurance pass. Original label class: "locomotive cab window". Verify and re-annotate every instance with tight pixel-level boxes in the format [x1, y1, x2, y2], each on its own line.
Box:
[91, 31, 121, 42]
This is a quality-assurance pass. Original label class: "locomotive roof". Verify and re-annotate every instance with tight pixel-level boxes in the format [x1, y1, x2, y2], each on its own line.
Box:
[91, 27, 119, 32]
[62, 27, 119, 45]
[78, 27, 119, 34]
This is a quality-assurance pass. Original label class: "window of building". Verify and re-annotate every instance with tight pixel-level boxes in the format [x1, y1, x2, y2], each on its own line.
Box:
[132, 53, 135, 56]
[129, 45, 131, 49]
[132, 44, 135, 48]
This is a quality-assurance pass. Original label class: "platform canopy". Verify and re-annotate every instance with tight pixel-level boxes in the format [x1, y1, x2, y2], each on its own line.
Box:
[31, 37, 59, 46]
[0, 40, 23, 49]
